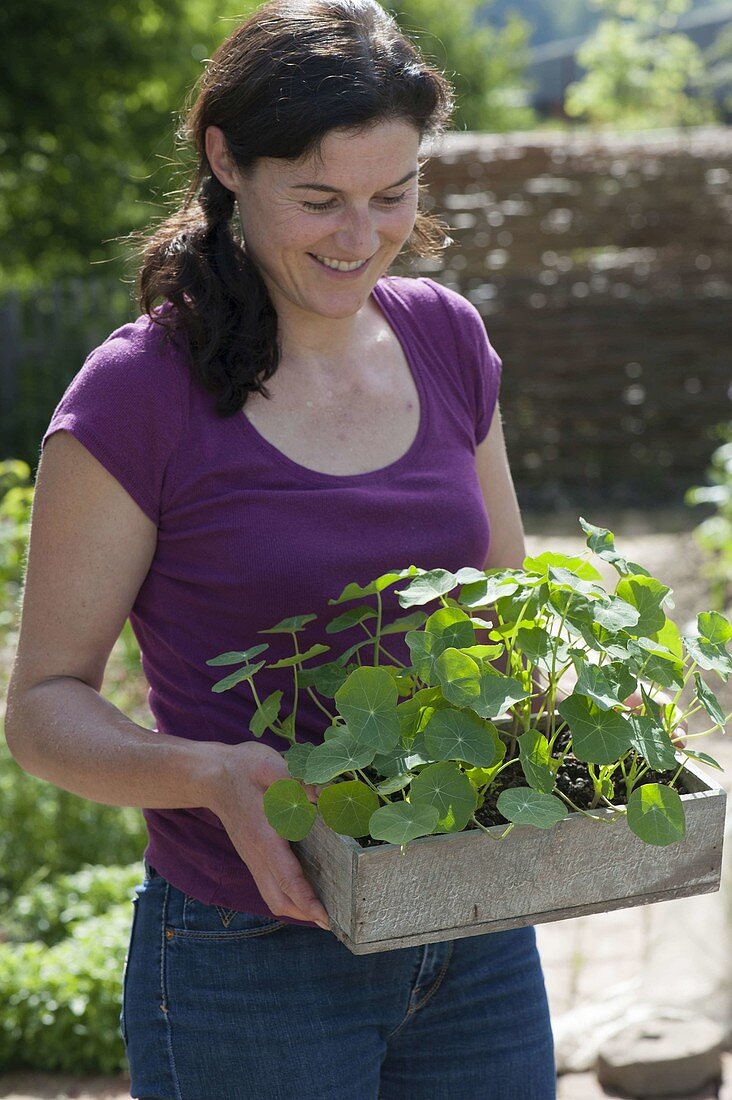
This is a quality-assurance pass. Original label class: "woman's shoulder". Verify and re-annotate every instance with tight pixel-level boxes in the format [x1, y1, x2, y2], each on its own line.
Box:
[85, 303, 189, 379]
[45, 303, 191, 452]
[375, 274, 486, 342]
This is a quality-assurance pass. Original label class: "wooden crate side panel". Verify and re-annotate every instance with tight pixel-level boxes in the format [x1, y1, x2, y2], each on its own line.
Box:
[294, 816, 357, 934]
[335, 876, 725, 955]
[350, 787, 726, 943]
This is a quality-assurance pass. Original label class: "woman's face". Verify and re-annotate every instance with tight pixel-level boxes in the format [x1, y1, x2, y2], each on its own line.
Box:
[208, 119, 421, 325]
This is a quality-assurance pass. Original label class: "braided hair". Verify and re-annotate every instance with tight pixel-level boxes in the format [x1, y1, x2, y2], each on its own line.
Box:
[136, 0, 454, 415]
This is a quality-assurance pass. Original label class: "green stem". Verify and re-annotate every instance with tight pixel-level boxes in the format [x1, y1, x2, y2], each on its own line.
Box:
[306, 687, 335, 723]
[354, 768, 392, 802]
[469, 814, 514, 840]
[290, 631, 301, 729]
[357, 623, 406, 668]
[374, 590, 383, 666]
[554, 787, 620, 824]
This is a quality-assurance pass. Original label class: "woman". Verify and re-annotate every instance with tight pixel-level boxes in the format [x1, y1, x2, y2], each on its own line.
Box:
[5, 0, 556, 1096]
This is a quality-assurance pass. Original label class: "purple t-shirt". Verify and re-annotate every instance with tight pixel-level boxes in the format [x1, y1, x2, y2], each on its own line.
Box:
[41, 275, 502, 923]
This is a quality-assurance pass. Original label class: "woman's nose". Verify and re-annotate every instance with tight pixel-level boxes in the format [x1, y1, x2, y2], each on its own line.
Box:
[335, 206, 380, 257]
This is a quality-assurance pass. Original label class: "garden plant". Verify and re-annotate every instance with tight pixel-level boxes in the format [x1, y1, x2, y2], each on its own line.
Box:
[208, 519, 731, 852]
[687, 424, 732, 615]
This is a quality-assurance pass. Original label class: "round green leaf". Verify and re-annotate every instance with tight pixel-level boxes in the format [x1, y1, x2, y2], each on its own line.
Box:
[423, 606, 476, 651]
[458, 572, 520, 608]
[249, 691, 283, 737]
[694, 672, 726, 730]
[375, 773, 415, 795]
[409, 761, 477, 833]
[298, 660, 350, 697]
[518, 729, 555, 793]
[302, 731, 376, 785]
[267, 643, 330, 669]
[590, 596, 640, 633]
[579, 518, 650, 577]
[436, 648, 530, 719]
[683, 633, 732, 678]
[284, 741, 314, 780]
[626, 783, 686, 847]
[371, 745, 430, 777]
[496, 787, 568, 829]
[317, 781, 380, 837]
[572, 660, 636, 711]
[335, 666, 400, 752]
[698, 611, 732, 646]
[325, 606, 377, 634]
[330, 567, 420, 605]
[558, 694, 634, 764]
[260, 614, 318, 634]
[368, 801, 440, 844]
[423, 709, 502, 768]
[405, 629, 443, 686]
[263, 779, 317, 841]
[626, 714, 677, 772]
[381, 611, 428, 635]
[524, 551, 603, 581]
[682, 748, 723, 772]
[616, 575, 671, 637]
[395, 569, 458, 608]
[206, 644, 269, 666]
[211, 661, 266, 693]
[397, 686, 446, 740]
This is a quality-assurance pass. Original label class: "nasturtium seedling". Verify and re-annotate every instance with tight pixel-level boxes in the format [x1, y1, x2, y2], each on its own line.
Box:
[317, 781, 379, 838]
[209, 519, 730, 852]
[263, 780, 317, 841]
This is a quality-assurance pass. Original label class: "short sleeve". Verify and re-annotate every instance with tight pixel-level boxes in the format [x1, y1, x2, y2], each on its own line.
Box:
[421, 279, 503, 447]
[40, 314, 188, 525]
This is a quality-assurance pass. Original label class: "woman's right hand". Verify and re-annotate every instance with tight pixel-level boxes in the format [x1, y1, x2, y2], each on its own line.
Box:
[207, 741, 330, 929]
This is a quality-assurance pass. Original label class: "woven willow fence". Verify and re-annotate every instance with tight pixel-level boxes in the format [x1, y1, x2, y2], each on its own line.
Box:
[2, 127, 730, 508]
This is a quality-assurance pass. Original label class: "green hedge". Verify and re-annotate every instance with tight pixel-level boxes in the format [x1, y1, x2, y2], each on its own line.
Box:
[0, 904, 132, 1074]
[0, 738, 146, 909]
[3, 863, 143, 947]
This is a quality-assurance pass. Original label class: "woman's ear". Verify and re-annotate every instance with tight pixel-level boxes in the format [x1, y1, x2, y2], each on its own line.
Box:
[205, 126, 240, 192]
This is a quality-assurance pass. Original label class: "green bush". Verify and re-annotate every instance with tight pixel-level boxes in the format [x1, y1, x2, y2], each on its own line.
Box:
[686, 426, 732, 615]
[0, 459, 33, 589]
[3, 863, 142, 946]
[0, 904, 131, 1074]
[0, 737, 146, 909]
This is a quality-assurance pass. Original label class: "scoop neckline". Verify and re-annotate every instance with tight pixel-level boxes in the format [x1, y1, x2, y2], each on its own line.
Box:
[237, 278, 429, 486]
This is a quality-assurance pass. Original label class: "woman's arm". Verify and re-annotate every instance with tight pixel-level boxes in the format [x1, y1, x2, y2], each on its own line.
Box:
[475, 403, 526, 572]
[5, 431, 329, 926]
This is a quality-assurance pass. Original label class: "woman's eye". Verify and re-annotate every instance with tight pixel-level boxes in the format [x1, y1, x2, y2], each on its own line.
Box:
[302, 198, 338, 211]
[301, 190, 410, 212]
[378, 191, 410, 206]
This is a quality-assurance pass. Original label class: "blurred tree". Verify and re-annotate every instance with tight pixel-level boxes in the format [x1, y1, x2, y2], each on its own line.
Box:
[563, 0, 718, 127]
[0, 0, 532, 288]
[393, 0, 536, 131]
[0, 0, 253, 288]
[699, 22, 732, 119]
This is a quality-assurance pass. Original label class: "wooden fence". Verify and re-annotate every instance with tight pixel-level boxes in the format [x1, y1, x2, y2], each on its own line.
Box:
[2, 127, 731, 509]
[0, 278, 137, 468]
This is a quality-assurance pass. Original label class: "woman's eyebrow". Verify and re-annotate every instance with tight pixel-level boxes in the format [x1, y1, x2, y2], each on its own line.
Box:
[290, 169, 418, 193]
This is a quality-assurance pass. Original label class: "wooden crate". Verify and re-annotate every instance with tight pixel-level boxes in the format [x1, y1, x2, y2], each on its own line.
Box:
[294, 759, 726, 955]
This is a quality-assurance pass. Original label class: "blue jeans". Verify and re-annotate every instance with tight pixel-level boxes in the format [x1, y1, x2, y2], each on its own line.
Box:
[120, 861, 556, 1099]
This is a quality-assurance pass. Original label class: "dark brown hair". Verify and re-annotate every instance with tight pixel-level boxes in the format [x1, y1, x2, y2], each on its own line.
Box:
[137, 0, 454, 415]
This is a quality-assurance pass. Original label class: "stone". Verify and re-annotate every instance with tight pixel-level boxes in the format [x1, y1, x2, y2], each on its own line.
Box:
[596, 1012, 725, 1098]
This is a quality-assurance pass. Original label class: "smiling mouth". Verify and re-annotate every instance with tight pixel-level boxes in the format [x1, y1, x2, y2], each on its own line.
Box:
[309, 254, 372, 272]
